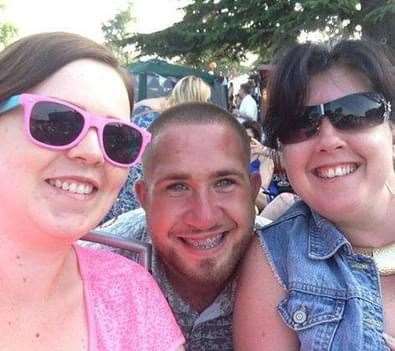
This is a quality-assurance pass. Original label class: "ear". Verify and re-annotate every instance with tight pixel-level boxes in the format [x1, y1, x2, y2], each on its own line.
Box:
[135, 179, 148, 209]
[250, 172, 262, 200]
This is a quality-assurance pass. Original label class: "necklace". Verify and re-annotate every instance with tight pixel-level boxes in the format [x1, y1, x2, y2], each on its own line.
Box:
[354, 242, 395, 276]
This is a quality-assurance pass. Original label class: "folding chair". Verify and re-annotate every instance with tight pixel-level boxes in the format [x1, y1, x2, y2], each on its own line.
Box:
[81, 229, 152, 272]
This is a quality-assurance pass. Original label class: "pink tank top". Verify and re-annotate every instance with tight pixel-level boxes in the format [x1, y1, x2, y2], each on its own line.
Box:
[74, 245, 185, 351]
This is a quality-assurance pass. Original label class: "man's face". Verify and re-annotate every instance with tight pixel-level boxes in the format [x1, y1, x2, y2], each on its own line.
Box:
[136, 123, 259, 289]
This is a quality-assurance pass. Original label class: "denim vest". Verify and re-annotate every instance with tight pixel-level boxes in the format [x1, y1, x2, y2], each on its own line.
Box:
[259, 201, 389, 350]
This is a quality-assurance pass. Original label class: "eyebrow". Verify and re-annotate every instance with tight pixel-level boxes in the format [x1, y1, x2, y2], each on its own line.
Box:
[215, 169, 246, 178]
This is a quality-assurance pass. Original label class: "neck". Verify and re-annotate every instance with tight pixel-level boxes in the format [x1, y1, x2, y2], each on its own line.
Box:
[336, 186, 395, 247]
[0, 229, 76, 303]
[166, 268, 230, 313]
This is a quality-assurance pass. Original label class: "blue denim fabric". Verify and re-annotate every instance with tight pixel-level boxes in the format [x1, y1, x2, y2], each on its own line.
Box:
[259, 201, 389, 350]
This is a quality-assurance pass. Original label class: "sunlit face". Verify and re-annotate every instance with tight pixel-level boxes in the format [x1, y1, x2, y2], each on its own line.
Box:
[282, 66, 395, 224]
[136, 123, 259, 289]
[0, 59, 130, 242]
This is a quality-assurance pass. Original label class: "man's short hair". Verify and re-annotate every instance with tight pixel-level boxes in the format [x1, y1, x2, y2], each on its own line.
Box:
[240, 83, 252, 95]
[142, 102, 251, 170]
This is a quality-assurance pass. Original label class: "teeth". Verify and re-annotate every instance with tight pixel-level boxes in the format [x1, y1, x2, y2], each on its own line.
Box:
[49, 179, 94, 195]
[327, 168, 335, 178]
[316, 164, 357, 179]
[77, 184, 85, 193]
[184, 233, 224, 250]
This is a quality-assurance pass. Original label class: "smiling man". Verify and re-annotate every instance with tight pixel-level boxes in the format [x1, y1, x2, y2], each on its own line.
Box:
[103, 102, 260, 350]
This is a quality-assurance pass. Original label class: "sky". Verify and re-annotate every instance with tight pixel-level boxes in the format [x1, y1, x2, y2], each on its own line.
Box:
[2, 0, 189, 43]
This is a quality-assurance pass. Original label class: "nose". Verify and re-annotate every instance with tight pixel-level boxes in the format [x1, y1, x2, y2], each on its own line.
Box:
[315, 118, 346, 153]
[183, 190, 221, 231]
[67, 128, 105, 166]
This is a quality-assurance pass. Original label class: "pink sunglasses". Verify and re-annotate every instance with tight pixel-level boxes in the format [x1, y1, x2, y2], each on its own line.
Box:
[0, 93, 151, 167]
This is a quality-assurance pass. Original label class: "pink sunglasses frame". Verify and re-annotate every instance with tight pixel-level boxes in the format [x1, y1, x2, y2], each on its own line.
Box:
[0, 93, 151, 167]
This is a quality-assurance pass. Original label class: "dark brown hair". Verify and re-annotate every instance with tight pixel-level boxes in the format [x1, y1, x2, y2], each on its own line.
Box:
[240, 83, 252, 95]
[264, 39, 394, 148]
[0, 32, 134, 110]
[242, 120, 263, 141]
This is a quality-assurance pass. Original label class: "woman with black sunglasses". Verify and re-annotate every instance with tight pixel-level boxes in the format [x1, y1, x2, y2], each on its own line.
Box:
[234, 39, 395, 350]
[0, 32, 185, 351]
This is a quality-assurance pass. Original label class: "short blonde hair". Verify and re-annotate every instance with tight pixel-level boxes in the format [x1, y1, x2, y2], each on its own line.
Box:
[168, 75, 211, 106]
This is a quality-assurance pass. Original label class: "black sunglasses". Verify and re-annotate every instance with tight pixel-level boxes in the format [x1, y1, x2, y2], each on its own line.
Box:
[278, 92, 392, 145]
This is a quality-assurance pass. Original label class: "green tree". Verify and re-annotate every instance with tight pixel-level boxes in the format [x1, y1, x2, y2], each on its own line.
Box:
[101, 2, 135, 65]
[124, 0, 394, 66]
[0, 1, 17, 50]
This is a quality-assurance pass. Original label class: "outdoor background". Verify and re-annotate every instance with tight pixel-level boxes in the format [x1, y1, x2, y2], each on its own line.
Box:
[0, 0, 393, 83]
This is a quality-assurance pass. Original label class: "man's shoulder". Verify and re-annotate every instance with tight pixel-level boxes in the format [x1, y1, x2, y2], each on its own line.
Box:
[98, 208, 150, 242]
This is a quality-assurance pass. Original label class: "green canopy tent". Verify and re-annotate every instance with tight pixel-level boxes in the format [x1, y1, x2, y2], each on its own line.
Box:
[128, 59, 228, 109]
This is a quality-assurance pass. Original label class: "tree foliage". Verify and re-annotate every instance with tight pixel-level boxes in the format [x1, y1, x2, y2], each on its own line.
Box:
[101, 2, 135, 65]
[123, 0, 394, 66]
[0, 1, 17, 50]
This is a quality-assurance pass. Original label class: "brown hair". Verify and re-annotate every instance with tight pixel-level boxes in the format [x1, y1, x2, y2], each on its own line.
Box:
[240, 83, 252, 95]
[265, 39, 394, 148]
[0, 32, 134, 110]
[242, 119, 263, 141]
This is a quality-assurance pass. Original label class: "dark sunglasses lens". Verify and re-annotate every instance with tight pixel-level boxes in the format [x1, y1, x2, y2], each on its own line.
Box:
[279, 111, 320, 144]
[329, 94, 385, 130]
[30, 102, 84, 146]
[103, 123, 143, 164]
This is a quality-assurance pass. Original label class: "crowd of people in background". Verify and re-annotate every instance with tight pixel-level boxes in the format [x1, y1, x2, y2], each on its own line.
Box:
[0, 29, 394, 351]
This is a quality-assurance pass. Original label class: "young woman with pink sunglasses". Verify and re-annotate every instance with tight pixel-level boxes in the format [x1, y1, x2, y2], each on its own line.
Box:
[0, 32, 184, 351]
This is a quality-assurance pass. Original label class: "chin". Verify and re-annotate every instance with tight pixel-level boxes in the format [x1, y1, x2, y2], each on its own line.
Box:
[313, 199, 361, 221]
[195, 256, 238, 286]
[39, 218, 95, 243]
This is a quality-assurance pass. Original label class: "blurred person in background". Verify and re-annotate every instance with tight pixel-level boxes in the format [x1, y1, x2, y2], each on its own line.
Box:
[133, 75, 212, 129]
[242, 120, 274, 211]
[234, 83, 258, 122]
[242, 120, 298, 222]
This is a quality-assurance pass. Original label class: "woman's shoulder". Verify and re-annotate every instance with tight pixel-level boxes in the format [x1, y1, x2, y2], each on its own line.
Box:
[74, 244, 151, 284]
[260, 201, 312, 236]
